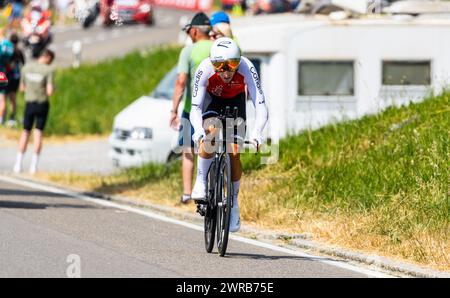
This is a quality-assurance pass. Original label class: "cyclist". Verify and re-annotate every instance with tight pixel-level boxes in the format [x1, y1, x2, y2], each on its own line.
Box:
[190, 37, 268, 233]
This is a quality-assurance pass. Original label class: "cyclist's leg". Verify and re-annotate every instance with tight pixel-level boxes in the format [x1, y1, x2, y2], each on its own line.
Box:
[228, 144, 242, 232]
[228, 142, 243, 196]
[228, 144, 242, 181]
[227, 93, 246, 232]
[192, 91, 222, 200]
[192, 118, 219, 200]
[200, 92, 221, 158]
[226, 99, 245, 232]
[226, 91, 247, 198]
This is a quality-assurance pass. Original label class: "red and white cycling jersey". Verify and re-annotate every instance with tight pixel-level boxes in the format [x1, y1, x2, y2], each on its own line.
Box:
[190, 56, 269, 143]
[206, 72, 246, 99]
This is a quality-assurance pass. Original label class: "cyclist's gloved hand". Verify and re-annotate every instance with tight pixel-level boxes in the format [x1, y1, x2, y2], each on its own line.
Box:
[252, 135, 264, 147]
[193, 130, 206, 146]
[251, 133, 264, 150]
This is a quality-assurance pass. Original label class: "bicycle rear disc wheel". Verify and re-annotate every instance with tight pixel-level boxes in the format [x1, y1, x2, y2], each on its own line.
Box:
[204, 161, 217, 253]
[216, 154, 233, 257]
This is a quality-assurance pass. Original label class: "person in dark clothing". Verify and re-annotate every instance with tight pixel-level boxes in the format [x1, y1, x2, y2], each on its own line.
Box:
[5, 33, 25, 127]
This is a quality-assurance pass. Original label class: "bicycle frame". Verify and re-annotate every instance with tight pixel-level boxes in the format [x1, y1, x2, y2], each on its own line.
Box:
[199, 106, 239, 256]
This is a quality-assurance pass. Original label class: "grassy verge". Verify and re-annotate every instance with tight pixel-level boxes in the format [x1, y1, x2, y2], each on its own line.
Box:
[11, 46, 180, 136]
[43, 92, 450, 271]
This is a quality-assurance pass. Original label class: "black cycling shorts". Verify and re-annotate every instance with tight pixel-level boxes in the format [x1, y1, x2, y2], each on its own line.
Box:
[203, 92, 246, 121]
[23, 102, 49, 131]
[202, 92, 247, 143]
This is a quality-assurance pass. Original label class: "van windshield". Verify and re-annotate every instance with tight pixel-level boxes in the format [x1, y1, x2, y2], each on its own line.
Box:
[151, 66, 178, 100]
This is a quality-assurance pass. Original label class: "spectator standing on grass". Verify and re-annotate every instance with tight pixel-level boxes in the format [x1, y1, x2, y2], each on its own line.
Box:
[0, 28, 15, 125]
[13, 49, 54, 174]
[5, 33, 25, 128]
[169, 12, 213, 204]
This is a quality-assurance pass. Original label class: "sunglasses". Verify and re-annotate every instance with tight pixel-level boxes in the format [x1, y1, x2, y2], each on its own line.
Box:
[211, 59, 241, 72]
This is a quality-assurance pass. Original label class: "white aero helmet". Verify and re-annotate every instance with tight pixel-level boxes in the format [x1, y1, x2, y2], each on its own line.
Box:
[210, 37, 241, 71]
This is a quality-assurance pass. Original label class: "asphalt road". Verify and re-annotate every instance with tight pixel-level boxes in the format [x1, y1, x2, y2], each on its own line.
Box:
[51, 7, 194, 67]
[0, 177, 393, 278]
[0, 138, 114, 175]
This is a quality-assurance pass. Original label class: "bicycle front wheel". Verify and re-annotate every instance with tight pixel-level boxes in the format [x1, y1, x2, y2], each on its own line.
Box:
[204, 160, 217, 253]
[216, 154, 233, 257]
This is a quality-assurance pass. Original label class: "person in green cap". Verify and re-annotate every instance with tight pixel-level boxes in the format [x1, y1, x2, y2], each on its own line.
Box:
[170, 12, 214, 204]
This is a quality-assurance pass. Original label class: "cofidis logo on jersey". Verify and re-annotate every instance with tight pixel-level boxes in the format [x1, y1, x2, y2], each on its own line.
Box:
[250, 67, 262, 95]
[193, 70, 203, 97]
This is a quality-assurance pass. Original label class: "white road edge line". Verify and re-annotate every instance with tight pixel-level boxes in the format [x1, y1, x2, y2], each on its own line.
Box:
[0, 175, 395, 278]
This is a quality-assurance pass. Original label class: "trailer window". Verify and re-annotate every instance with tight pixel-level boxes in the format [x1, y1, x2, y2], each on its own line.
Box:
[382, 61, 431, 85]
[298, 61, 354, 96]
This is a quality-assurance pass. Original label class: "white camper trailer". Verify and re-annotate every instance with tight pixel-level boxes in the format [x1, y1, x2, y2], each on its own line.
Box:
[233, 14, 450, 140]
